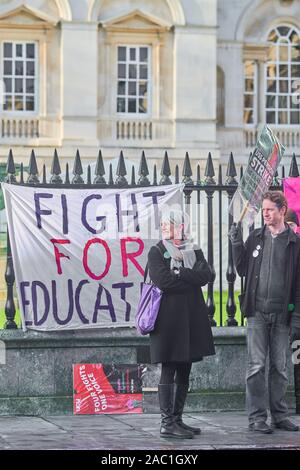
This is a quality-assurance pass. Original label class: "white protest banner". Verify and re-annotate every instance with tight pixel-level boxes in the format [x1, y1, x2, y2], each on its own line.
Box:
[2, 183, 184, 331]
[229, 125, 285, 226]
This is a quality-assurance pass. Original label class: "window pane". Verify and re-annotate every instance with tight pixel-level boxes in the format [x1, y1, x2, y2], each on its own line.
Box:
[139, 64, 148, 79]
[3, 95, 12, 111]
[25, 96, 34, 111]
[290, 95, 300, 109]
[139, 82, 147, 97]
[15, 61, 23, 75]
[279, 44, 289, 61]
[266, 95, 276, 108]
[268, 45, 277, 62]
[140, 47, 148, 62]
[290, 111, 300, 124]
[118, 47, 126, 61]
[268, 29, 278, 42]
[244, 94, 253, 107]
[291, 46, 300, 62]
[15, 95, 24, 111]
[291, 64, 300, 76]
[118, 63, 126, 79]
[128, 81, 136, 96]
[267, 79, 277, 93]
[128, 98, 136, 113]
[289, 30, 299, 43]
[244, 109, 253, 124]
[117, 98, 126, 113]
[267, 64, 276, 78]
[4, 43, 12, 58]
[117, 81, 125, 95]
[130, 48, 136, 61]
[279, 64, 288, 77]
[278, 110, 288, 124]
[4, 78, 12, 93]
[266, 111, 276, 123]
[26, 44, 35, 59]
[278, 95, 288, 108]
[26, 61, 35, 76]
[244, 61, 254, 76]
[16, 44, 23, 57]
[245, 79, 254, 92]
[129, 64, 137, 79]
[26, 79, 34, 93]
[278, 26, 290, 37]
[139, 98, 147, 113]
[279, 80, 288, 92]
[15, 78, 23, 93]
[4, 61, 12, 75]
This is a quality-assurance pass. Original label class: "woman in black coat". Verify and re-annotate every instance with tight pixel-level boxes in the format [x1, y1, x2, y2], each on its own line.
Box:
[148, 211, 215, 439]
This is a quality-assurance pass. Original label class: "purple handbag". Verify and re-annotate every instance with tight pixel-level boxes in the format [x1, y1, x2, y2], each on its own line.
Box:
[135, 249, 163, 335]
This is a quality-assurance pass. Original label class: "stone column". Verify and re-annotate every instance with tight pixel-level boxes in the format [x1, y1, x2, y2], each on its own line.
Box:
[61, 22, 98, 146]
[173, 25, 218, 156]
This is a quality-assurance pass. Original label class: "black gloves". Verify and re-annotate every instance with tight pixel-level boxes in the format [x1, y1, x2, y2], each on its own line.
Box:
[228, 223, 243, 245]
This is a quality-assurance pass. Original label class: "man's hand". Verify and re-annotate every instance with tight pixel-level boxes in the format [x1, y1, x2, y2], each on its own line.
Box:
[228, 223, 243, 245]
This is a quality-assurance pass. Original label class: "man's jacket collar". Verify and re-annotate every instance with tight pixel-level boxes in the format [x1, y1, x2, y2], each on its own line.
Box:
[255, 224, 298, 244]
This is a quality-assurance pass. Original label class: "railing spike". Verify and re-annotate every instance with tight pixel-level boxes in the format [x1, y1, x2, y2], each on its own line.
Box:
[27, 149, 39, 184]
[225, 152, 237, 185]
[138, 150, 150, 186]
[50, 149, 62, 184]
[65, 163, 70, 185]
[196, 164, 201, 185]
[115, 151, 128, 186]
[131, 165, 136, 186]
[153, 164, 157, 186]
[289, 153, 299, 177]
[160, 151, 172, 185]
[5, 149, 16, 183]
[72, 149, 84, 184]
[218, 164, 223, 185]
[109, 163, 114, 186]
[204, 152, 216, 185]
[182, 152, 193, 184]
[42, 164, 47, 184]
[87, 164, 91, 185]
[94, 150, 106, 185]
[175, 165, 179, 184]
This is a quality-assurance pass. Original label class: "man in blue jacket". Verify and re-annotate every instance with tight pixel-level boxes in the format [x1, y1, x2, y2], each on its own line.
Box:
[229, 191, 300, 433]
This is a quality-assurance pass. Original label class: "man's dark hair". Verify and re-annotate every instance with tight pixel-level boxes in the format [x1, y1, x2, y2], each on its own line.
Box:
[262, 190, 288, 215]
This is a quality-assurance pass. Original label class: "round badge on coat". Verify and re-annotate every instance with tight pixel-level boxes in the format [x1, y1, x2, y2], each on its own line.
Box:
[164, 251, 171, 259]
[252, 250, 259, 258]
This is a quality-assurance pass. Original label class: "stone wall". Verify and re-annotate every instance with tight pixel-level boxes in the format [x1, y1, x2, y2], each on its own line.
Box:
[0, 327, 295, 415]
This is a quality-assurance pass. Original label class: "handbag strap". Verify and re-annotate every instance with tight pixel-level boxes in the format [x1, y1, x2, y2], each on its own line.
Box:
[144, 244, 163, 282]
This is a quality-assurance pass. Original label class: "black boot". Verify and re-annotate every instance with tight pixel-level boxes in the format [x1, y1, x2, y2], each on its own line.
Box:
[173, 384, 201, 435]
[158, 384, 193, 439]
[294, 364, 300, 415]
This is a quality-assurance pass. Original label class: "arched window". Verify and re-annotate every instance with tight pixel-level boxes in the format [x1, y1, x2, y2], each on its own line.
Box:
[265, 25, 300, 125]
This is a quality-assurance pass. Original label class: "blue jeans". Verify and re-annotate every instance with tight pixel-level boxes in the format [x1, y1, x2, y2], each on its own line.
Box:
[246, 311, 289, 424]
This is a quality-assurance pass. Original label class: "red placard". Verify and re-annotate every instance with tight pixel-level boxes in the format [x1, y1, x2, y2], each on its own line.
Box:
[73, 363, 143, 414]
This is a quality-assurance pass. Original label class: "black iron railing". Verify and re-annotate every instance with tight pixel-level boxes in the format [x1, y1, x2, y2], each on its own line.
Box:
[2, 148, 299, 329]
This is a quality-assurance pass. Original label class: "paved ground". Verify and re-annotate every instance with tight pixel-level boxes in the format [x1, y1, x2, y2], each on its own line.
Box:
[0, 412, 299, 450]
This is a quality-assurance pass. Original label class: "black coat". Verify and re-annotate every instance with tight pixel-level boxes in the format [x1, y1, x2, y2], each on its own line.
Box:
[232, 224, 300, 324]
[148, 241, 215, 364]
